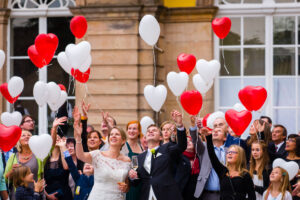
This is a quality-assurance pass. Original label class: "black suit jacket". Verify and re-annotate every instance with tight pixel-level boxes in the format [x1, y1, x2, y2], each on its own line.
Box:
[268, 141, 287, 163]
[132, 128, 187, 200]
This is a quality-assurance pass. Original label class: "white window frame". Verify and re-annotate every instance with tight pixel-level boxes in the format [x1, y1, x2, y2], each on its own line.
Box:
[214, 0, 300, 134]
[7, 0, 75, 134]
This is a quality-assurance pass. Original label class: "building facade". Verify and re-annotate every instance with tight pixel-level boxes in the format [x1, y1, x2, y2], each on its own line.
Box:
[0, 0, 299, 136]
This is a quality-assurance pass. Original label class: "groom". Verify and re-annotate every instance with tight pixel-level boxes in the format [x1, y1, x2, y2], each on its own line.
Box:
[129, 110, 187, 200]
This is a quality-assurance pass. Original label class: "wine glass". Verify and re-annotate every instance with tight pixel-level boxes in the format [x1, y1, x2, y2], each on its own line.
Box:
[131, 155, 138, 170]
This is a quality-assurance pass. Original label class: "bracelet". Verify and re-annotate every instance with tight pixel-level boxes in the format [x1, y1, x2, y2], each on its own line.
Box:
[76, 139, 82, 144]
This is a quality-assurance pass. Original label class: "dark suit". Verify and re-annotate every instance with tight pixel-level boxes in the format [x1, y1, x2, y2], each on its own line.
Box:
[132, 128, 187, 200]
[268, 141, 287, 163]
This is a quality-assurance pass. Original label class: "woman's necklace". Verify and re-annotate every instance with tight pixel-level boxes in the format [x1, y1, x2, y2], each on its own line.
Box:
[21, 153, 32, 160]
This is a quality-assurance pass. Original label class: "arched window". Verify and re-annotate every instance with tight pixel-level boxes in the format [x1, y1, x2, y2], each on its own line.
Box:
[215, 0, 300, 135]
[8, 0, 76, 135]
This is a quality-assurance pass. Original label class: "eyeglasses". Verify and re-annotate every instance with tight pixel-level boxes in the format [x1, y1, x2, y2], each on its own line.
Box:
[24, 120, 35, 124]
[226, 151, 238, 155]
[287, 139, 296, 143]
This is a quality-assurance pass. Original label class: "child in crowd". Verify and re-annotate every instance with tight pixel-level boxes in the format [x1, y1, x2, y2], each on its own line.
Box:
[13, 166, 44, 200]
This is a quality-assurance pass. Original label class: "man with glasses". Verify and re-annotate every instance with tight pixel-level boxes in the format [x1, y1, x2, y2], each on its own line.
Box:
[20, 115, 35, 133]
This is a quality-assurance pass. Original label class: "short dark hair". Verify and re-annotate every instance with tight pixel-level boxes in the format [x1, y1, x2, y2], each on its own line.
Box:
[260, 116, 272, 124]
[66, 137, 76, 146]
[87, 130, 102, 140]
[273, 124, 287, 138]
[147, 124, 162, 136]
[20, 115, 33, 125]
[288, 134, 300, 157]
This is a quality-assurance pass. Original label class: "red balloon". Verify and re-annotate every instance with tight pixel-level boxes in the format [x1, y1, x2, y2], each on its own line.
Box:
[0, 83, 19, 104]
[238, 86, 267, 111]
[177, 53, 196, 74]
[35, 33, 58, 59]
[70, 16, 87, 39]
[0, 124, 22, 152]
[27, 45, 52, 68]
[225, 109, 252, 136]
[180, 90, 203, 115]
[71, 68, 90, 83]
[212, 17, 231, 39]
[202, 113, 212, 130]
[58, 84, 66, 91]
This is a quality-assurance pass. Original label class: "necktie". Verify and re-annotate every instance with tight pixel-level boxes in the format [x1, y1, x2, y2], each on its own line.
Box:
[275, 146, 278, 152]
[144, 151, 152, 174]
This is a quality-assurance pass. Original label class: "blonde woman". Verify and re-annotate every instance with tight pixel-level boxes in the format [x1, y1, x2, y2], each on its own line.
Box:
[263, 167, 292, 200]
[204, 129, 256, 200]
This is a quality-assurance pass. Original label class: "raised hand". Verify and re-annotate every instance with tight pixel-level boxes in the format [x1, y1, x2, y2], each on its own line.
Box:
[190, 115, 196, 127]
[81, 100, 91, 118]
[196, 118, 203, 129]
[74, 122, 83, 140]
[52, 116, 67, 129]
[101, 112, 114, 129]
[34, 179, 45, 193]
[73, 106, 81, 124]
[200, 127, 211, 137]
[171, 110, 183, 127]
[56, 138, 67, 150]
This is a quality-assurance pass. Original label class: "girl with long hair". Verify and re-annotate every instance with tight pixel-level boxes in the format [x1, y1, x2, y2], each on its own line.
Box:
[263, 167, 292, 200]
[249, 141, 271, 200]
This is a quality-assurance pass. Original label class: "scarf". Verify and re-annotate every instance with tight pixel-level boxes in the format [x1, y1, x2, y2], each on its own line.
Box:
[183, 150, 200, 175]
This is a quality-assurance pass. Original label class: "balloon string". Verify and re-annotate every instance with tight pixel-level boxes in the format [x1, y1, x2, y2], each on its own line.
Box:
[155, 112, 158, 126]
[153, 46, 157, 86]
[221, 39, 230, 75]
[83, 83, 104, 114]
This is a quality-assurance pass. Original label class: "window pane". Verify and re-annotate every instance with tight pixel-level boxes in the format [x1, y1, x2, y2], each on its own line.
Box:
[220, 49, 240, 76]
[222, 18, 240, 46]
[219, 78, 241, 107]
[244, 48, 265, 75]
[273, 48, 295, 75]
[47, 59, 75, 96]
[13, 100, 38, 134]
[47, 17, 75, 54]
[243, 78, 265, 88]
[275, 0, 294, 2]
[273, 109, 296, 135]
[244, 0, 262, 2]
[244, 17, 265, 45]
[11, 59, 38, 97]
[219, 0, 241, 3]
[273, 16, 295, 45]
[11, 18, 38, 56]
[273, 78, 296, 106]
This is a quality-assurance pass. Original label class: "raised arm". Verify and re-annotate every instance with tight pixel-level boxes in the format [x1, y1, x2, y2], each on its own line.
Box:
[189, 116, 205, 155]
[81, 101, 90, 152]
[57, 139, 69, 170]
[51, 117, 67, 147]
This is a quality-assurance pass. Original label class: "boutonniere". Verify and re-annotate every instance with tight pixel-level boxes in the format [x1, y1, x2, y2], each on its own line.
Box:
[150, 149, 156, 158]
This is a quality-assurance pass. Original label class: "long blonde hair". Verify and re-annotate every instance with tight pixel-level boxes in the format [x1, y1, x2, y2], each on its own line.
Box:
[249, 141, 269, 179]
[16, 130, 32, 153]
[264, 167, 291, 200]
[226, 145, 248, 176]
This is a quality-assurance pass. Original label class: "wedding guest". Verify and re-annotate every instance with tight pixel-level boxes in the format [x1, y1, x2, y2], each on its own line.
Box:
[268, 125, 288, 163]
[161, 121, 176, 144]
[20, 115, 35, 133]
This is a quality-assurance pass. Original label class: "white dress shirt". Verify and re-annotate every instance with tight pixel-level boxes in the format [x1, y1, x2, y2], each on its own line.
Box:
[144, 146, 159, 200]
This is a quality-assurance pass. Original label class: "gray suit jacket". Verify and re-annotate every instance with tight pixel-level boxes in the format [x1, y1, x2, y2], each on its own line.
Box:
[189, 127, 212, 198]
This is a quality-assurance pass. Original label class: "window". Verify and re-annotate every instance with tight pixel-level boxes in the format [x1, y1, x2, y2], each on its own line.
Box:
[8, 0, 76, 135]
[215, 0, 300, 135]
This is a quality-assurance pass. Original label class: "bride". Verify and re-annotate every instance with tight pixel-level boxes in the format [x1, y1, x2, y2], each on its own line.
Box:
[74, 107, 131, 200]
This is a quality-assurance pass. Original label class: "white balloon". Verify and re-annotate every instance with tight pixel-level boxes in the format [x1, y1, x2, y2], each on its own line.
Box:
[144, 85, 167, 112]
[167, 72, 188, 97]
[48, 91, 67, 111]
[0, 50, 5, 70]
[8, 76, 24, 98]
[57, 52, 72, 74]
[207, 111, 225, 129]
[140, 116, 155, 134]
[29, 134, 52, 160]
[193, 74, 213, 95]
[196, 59, 220, 83]
[272, 158, 299, 181]
[139, 15, 160, 46]
[33, 81, 48, 107]
[66, 41, 91, 69]
[1, 111, 22, 126]
[46, 82, 61, 104]
[232, 103, 246, 112]
[78, 54, 91, 73]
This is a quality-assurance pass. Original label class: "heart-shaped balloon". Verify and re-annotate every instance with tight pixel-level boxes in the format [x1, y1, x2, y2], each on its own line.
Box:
[232, 103, 246, 112]
[238, 86, 267, 111]
[8, 76, 24, 98]
[1, 111, 22, 127]
[29, 134, 52, 160]
[0, 50, 5, 70]
[0, 83, 19, 104]
[0, 124, 22, 152]
[202, 113, 212, 130]
[35, 33, 58, 60]
[33, 81, 48, 107]
[177, 53, 196, 75]
[28, 45, 52, 68]
[65, 41, 91, 69]
[57, 52, 72, 74]
[167, 72, 188, 97]
[71, 68, 90, 83]
[139, 15, 160, 46]
[58, 84, 66, 91]
[46, 82, 61, 104]
[272, 158, 299, 181]
[48, 91, 67, 111]
[70, 16, 88, 39]
[78, 54, 91, 73]
[212, 17, 232, 39]
[144, 85, 167, 112]
[180, 90, 203, 115]
[207, 111, 225, 129]
[196, 59, 220, 84]
[225, 109, 252, 136]
[193, 74, 214, 95]
[140, 116, 155, 134]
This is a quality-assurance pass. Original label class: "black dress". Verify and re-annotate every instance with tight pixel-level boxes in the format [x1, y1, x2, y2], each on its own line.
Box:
[206, 135, 256, 200]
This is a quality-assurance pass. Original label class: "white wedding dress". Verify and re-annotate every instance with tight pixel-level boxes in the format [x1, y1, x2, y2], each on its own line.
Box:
[88, 150, 131, 200]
